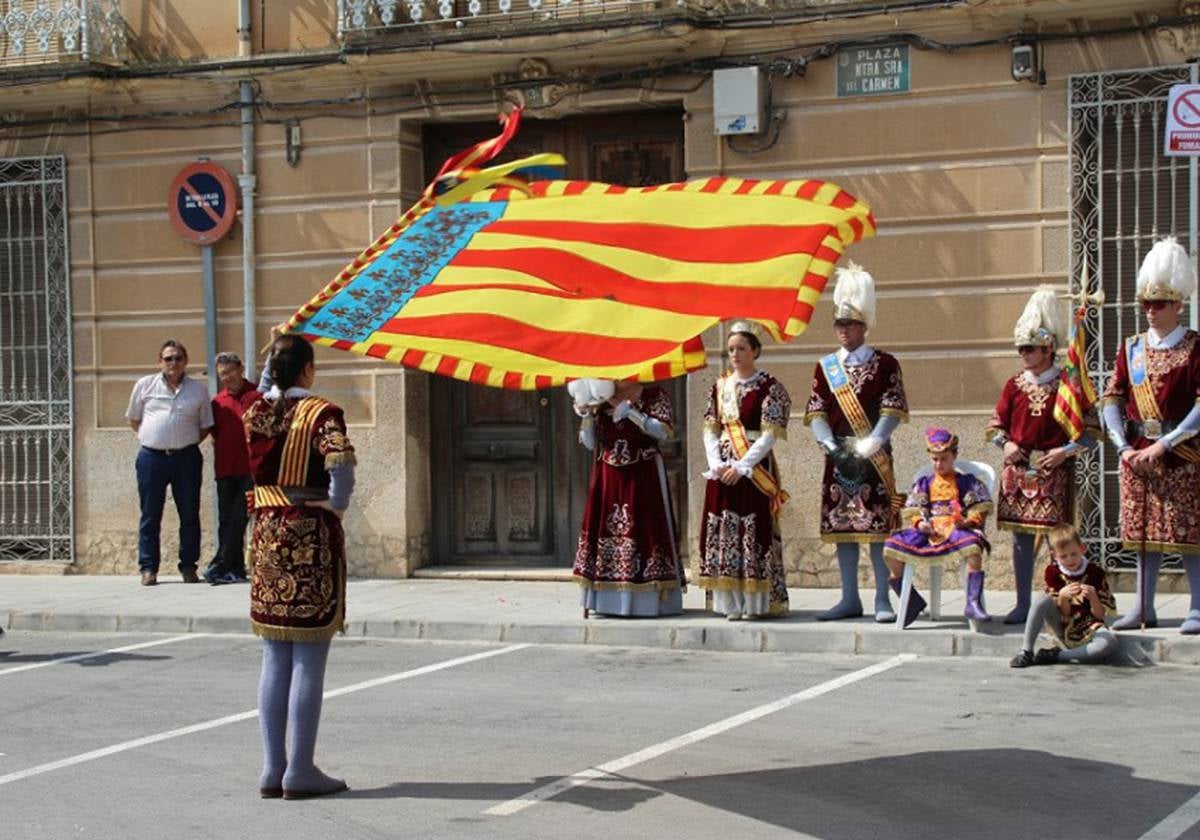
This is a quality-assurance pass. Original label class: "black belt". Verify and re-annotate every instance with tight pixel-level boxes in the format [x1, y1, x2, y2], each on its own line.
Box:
[142, 444, 199, 455]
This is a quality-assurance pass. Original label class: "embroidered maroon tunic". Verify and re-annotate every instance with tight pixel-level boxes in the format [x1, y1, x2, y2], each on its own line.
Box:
[572, 387, 683, 598]
[1042, 561, 1116, 648]
[803, 350, 908, 541]
[244, 394, 356, 642]
[1103, 330, 1200, 553]
[987, 373, 1075, 534]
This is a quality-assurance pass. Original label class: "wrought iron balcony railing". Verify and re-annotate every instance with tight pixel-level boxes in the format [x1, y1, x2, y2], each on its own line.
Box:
[338, 0, 878, 40]
[1, 0, 127, 68]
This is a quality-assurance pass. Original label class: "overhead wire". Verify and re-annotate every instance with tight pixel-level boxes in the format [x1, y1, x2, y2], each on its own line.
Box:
[1, 6, 1196, 141]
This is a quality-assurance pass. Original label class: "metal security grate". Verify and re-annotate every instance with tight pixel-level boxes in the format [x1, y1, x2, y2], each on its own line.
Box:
[0, 156, 72, 563]
[1069, 65, 1199, 571]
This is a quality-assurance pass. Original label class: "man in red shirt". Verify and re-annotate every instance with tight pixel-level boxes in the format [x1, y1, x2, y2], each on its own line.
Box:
[204, 351, 259, 584]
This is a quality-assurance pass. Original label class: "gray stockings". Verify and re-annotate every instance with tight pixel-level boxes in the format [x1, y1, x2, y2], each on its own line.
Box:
[1021, 593, 1117, 664]
[258, 638, 344, 795]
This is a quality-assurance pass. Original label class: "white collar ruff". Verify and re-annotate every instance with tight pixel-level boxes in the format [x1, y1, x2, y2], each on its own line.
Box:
[1147, 325, 1186, 349]
[266, 385, 313, 401]
[1021, 365, 1061, 386]
[1055, 557, 1090, 579]
[837, 344, 875, 366]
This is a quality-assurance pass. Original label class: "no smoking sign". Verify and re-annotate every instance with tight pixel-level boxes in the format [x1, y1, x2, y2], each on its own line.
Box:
[1165, 84, 1200, 156]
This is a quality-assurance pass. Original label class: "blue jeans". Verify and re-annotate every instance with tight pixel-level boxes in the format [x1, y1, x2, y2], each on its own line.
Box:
[135, 445, 202, 574]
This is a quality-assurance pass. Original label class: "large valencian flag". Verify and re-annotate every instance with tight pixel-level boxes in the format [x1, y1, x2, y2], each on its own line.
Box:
[282, 109, 876, 389]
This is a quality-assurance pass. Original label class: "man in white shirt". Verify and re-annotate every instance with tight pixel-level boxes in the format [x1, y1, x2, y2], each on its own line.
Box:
[126, 340, 214, 586]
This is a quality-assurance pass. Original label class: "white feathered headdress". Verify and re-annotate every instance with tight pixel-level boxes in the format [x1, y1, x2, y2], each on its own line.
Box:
[1137, 237, 1196, 303]
[1012, 286, 1066, 348]
[567, 378, 615, 407]
[832, 262, 876, 329]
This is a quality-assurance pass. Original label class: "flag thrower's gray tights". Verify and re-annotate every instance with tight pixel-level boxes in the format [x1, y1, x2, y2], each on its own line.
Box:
[258, 638, 344, 794]
[1020, 593, 1116, 664]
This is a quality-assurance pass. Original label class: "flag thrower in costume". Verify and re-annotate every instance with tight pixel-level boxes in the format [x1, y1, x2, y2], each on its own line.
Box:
[1053, 256, 1103, 442]
[280, 109, 877, 389]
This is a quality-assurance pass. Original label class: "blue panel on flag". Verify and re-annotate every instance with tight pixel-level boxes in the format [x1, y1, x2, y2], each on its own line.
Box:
[305, 201, 506, 343]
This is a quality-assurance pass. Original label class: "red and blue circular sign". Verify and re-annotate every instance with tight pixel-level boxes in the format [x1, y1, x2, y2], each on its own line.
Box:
[167, 161, 238, 245]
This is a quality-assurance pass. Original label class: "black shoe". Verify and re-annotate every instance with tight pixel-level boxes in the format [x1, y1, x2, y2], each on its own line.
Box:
[1033, 648, 1060, 665]
[1009, 650, 1035, 668]
[181, 569, 201, 584]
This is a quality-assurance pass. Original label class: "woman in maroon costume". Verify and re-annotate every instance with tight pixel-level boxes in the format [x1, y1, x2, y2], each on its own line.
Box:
[572, 379, 685, 617]
[244, 335, 356, 799]
[698, 324, 791, 619]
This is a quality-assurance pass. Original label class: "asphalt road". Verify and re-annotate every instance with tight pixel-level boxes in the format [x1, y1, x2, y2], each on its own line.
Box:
[2, 630, 1198, 840]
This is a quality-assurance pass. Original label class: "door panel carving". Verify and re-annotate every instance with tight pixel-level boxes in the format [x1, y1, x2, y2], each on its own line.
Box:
[427, 110, 687, 565]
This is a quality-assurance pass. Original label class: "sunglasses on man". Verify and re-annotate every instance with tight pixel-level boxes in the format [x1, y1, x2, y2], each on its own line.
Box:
[161, 355, 186, 363]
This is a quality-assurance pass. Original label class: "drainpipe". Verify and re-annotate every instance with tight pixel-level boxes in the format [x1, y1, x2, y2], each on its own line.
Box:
[238, 0, 252, 57]
[238, 0, 258, 379]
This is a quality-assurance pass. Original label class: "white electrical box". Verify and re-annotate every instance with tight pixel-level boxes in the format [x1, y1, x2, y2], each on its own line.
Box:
[713, 67, 764, 136]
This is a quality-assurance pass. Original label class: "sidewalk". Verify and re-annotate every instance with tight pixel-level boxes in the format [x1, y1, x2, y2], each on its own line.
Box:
[2, 574, 1198, 664]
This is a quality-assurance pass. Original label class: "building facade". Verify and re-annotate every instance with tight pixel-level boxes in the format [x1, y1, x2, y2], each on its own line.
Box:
[0, 0, 1196, 588]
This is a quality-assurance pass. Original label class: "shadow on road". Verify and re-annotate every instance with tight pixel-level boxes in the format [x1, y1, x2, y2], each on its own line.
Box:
[0, 650, 172, 667]
[612, 748, 1196, 839]
[341, 748, 1197, 838]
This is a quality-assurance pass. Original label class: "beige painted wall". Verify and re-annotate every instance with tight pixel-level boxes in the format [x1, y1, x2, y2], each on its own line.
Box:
[0, 6, 1191, 583]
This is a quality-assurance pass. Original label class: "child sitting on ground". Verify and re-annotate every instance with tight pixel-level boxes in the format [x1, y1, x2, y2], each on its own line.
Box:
[1010, 522, 1117, 667]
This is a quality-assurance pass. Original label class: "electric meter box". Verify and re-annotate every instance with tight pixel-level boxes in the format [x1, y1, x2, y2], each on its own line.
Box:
[713, 67, 764, 135]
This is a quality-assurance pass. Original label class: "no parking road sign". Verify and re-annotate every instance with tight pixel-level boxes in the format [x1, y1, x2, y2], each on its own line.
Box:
[168, 161, 238, 245]
[1165, 84, 1200, 156]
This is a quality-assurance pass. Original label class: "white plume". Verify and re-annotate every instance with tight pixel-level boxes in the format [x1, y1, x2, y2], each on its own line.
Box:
[1012, 286, 1066, 346]
[832, 261, 877, 328]
[1137, 237, 1196, 300]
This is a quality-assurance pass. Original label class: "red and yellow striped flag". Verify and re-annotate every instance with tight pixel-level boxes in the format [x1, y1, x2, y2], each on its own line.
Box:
[1053, 304, 1099, 441]
[283, 110, 876, 389]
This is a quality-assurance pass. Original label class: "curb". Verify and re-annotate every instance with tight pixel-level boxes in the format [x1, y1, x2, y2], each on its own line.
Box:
[6, 611, 1200, 664]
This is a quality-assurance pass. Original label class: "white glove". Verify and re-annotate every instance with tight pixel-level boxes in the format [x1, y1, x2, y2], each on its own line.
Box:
[611, 400, 633, 422]
[572, 403, 592, 418]
[855, 436, 882, 458]
[567, 378, 615, 408]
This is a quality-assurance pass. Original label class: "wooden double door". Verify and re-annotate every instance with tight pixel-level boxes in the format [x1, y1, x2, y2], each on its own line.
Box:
[427, 110, 688, 565]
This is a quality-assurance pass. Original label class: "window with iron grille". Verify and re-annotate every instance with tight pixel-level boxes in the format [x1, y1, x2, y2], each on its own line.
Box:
[1069, 65, 1199, 572]
[0, 156, 72, 563]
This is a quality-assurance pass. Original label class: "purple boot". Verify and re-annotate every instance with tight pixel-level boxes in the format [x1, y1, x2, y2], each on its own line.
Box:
[964, 570, 991, 623]
[888, 577, 926, 628]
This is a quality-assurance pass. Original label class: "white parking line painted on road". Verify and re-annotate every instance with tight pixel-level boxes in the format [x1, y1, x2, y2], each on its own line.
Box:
[0, 634, 206, 677]
[0, 643, 531, 787]
[1137, 789, 1200, 840]
[484, 653, 915, 817]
